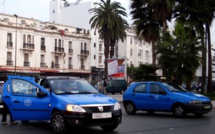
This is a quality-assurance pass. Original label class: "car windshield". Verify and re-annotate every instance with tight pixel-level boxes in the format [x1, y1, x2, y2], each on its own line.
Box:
[161, 82, 188, 92]
[48, 79, 99, 95]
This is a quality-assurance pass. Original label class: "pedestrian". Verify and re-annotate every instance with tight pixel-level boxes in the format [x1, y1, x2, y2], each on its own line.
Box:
[103, 79, 107, 95]
[171, 74, 179, 85]
[1, 85, 18, 125]
[97, 79, 103, 93]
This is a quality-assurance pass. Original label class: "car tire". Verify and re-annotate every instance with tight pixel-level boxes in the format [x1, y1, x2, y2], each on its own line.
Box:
[194, 113, 204, 117]
[100, 124, 118, 131]
[51, 112, 68, 134]
[172, 104, 187, 118]
[21, 120, 29, 124]
[124, 102, 136, 115]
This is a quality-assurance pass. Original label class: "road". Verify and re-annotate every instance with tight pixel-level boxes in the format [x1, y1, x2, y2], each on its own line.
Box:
[0, 102, 215, 134]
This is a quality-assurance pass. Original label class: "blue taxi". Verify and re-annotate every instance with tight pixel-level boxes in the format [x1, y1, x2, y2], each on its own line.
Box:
[2, 75, 122, 133]
[123, 81, 212, 117]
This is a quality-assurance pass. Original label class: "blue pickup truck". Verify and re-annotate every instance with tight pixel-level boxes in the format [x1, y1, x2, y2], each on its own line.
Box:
[1, 75, 122, 133]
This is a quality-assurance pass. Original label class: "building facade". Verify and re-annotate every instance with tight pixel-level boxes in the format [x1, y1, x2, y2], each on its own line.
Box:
[0, 13, 91, 81]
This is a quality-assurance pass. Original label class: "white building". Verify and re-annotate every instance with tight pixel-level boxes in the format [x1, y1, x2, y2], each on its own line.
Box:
[0, 13, 91, 80]
[49, 0, 157, 81]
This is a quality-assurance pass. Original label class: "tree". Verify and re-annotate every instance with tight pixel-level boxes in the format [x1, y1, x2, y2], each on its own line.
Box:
[89, 0, 128, 79]
[130, 0, 174, 66]
[156, 23, 201, 89]
[173, 0, 215, 93]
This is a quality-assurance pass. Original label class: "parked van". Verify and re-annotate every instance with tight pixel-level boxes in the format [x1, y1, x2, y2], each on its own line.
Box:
[106, 79, 127, 94]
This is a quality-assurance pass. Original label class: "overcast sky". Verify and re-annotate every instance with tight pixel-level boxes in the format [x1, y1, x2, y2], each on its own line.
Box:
[0, 0, 214, 45]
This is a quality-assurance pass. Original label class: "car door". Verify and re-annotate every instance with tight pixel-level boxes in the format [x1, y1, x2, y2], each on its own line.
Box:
[148, 83, 172, 111]
[130, 83, 151, 110]
[4, 77, 50, 120]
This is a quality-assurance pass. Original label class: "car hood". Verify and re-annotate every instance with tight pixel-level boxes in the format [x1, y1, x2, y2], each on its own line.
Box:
[57, 94, 117, 105]
[172, 92, 210, 101]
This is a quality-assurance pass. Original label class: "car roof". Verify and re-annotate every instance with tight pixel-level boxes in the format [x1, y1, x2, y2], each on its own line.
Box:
[42, 76, 83, 80]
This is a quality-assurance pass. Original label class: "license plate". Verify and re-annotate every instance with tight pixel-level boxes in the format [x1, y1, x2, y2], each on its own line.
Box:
[205, 106, 211, 109]
[92, 112, 112, 119]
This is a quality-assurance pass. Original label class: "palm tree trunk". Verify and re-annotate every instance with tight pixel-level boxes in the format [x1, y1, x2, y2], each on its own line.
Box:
[206, 23, 212, 93]
[202, 31, 207, 93]
[104, 35, 110, 80]
[110, 40, 115, 58]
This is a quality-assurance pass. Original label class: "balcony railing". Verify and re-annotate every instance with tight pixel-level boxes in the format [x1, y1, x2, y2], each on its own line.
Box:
[40, 62, 47, 68]
[81, 65, 85, 70]
[6, 60, 13, 66]
[68, 49, 73, 54]
[55, 47, 64, 52]
[41, 45, 46, 50]
[23, 43, 35, 50]
[24, 61, 30, 67]
[81, 50, 89, 55]
[55, 63, 60, 68]
[7, 42, 13, 48]
[68, 65, 73, 69]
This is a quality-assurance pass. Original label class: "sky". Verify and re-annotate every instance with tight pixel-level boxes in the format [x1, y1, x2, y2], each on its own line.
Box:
[0, 0, 215, 45]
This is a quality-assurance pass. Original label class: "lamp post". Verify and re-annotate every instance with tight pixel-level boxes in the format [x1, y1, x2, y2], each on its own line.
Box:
[14, 14, 18, 75]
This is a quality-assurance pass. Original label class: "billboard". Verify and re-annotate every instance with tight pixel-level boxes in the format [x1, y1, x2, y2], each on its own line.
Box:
[108, 59, 126, 78]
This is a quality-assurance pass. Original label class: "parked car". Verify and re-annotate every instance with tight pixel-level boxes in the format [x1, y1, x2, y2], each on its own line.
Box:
[106, 79, 127, 94]
[2, 75, 122, 133]
[123, 81, 212, 118]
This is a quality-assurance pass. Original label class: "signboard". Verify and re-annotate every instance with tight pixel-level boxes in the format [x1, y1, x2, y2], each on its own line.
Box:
[108, 59, 126, 78]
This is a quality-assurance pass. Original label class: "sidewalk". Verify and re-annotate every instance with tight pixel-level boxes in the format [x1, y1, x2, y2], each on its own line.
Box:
[107, 94, 215, 109]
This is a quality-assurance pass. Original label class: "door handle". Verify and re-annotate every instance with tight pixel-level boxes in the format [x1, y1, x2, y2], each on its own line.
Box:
[13, 100, 20, 103]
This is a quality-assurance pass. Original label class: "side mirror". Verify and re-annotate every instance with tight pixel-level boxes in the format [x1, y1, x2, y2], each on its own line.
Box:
[37, 91, 48, 97]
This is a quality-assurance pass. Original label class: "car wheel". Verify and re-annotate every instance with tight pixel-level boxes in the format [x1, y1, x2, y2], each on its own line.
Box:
[21, 120, 29, 124]
[172, 104, 187, 118]
[124, 102, 136, 115]
[100, 124, 118, 131]
[51, 112, 67, 134]
[194, 113, 204, 117]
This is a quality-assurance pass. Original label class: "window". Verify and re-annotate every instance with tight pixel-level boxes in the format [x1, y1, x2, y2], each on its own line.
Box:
[23, 34, 26, 44]
[130, 38, 132, 44]
[94, 55, 96, 59]
[69, 41, 72, 49]
[133, 84, 147, 93]
[94, 43, 96, 47]
[21, 20, 25, 24]
[27, 35, 31, 44]
[41, 55, 45, 63]
[41, 38, 45, 46]
[7, 52, 12, 61]
[24, 53, 29, 62]
[58, 39, 61, 47]
[69, 57, 72, 65]
[99, 44, 102, 51]
[130, 49, 133, 56]
[99, 55, 102, 64]
[55, 39, 57, 47]
[7, 33, 12, 42]
[12, 79, 38, 96]
[145, 50, 149, 60]
[150, 83, 165, 94]
[53, 10, 55, 13]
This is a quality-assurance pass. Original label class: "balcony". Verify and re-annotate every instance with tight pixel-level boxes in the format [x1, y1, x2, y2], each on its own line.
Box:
[6, 60, 13, 66]
[40, 62, 47, 68]
[21, 43, 35, 52]
[81, 65, 85, 70]
[24, 61, 30, 67]
[41, 45, 46, 51]
[81, 50, 89, 55]
[68, 49, 73, 55]
[7, 42, 13, 48]
[55, 63, 60, 68]
[68, 65, 73, 69]
[55, 47, 64, 52]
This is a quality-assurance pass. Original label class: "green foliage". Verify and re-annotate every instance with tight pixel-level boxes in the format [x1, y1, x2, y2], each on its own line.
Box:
[202, 92, 215, 100]
[127, 64, 158, 81]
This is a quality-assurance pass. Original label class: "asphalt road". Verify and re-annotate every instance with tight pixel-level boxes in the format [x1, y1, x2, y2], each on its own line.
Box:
[0, 104, 215, 134]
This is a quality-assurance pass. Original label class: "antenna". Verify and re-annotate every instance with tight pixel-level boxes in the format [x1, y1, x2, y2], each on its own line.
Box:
[1, 0, 7, 13]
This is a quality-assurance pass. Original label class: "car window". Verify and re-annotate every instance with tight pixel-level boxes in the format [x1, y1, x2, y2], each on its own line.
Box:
[11, 79, 39, 96]
[133, 83, 147, 93]
[162, 82, 187, 92]
[48, 79, 99, 94]
[150, 83, 165, 94]
[112, 80, 120, 86]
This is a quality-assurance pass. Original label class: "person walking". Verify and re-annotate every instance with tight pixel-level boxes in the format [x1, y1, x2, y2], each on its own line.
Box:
[102, 80, 107, 95]
[97, 79, 103, 93]
[1, 85, 18, 125]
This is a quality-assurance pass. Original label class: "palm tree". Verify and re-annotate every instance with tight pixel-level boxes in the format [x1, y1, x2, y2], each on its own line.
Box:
[156, 23, 201, 89]
[173, 0, 215, 92]
[89, 0, 128, 79]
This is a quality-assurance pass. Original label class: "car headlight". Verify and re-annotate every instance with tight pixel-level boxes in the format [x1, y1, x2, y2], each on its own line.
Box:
[66, 104, 86, 112]
[114, 102, 121, 110]
[189, 100, 202, 104]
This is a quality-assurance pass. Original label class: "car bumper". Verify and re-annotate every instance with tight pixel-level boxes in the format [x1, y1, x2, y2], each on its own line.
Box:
[61, 109, 122, 126]
[184, 103, 212, 114]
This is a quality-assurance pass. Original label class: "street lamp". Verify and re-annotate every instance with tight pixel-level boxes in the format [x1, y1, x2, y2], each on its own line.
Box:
[14, 14, 18, 75]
